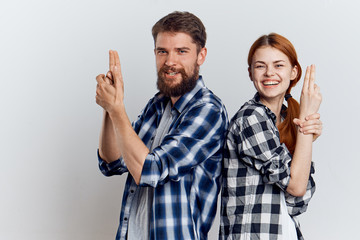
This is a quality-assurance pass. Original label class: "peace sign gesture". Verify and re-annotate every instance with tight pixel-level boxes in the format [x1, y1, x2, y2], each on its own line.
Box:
[299, 64, 322, 119]
[96, 50, 125, 114]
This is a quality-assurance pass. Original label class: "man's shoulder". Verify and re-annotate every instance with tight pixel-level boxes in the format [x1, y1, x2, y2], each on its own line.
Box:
[190, 86, 225, 111]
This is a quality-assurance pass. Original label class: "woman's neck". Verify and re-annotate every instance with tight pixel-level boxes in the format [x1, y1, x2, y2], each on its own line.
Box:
[260, 96, 284, 126]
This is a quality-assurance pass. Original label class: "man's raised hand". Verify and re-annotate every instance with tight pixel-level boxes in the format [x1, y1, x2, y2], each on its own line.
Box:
[95, 50, 125, 114]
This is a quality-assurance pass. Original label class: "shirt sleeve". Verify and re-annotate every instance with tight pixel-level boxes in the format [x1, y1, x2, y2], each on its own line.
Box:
[234, 112, 292, 191]
[285, 161, 316, 216]
[98, 150, 128, 176]
[139, 102, 227, 187]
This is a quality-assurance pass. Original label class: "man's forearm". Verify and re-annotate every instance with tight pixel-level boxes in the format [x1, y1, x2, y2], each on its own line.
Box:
[99, 110, 122, 162]
[109, 105, 149, 185]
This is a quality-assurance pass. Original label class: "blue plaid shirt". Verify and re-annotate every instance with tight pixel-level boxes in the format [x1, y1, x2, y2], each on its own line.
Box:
[98, 77, 229, 240]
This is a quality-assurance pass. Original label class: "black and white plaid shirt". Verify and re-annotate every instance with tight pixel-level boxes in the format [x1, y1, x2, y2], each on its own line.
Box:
[220, 93, 315, 240]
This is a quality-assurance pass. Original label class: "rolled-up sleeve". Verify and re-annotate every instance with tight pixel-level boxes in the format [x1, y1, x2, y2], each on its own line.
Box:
[98, 150, 128, 176]
[139, 102, 227, 187]
[236, 113, 292, 191]
[285, 161, 316, 216]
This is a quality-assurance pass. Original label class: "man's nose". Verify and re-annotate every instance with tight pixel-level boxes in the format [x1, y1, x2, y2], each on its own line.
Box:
[165, 52, 178, 66]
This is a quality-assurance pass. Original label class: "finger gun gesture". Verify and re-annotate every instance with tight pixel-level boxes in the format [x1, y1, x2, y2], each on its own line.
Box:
[95, 50, 125, 114]
[299, 65, 322, 119]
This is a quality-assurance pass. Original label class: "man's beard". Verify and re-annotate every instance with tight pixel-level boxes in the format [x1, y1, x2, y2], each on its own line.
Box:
[157, 63, 199, 97]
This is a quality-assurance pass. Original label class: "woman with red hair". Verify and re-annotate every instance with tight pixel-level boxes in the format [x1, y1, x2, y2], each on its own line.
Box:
[220, 33, 322, 240]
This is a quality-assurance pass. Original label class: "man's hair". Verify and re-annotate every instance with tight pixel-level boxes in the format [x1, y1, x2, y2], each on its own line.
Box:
[152, 11, 206, 52]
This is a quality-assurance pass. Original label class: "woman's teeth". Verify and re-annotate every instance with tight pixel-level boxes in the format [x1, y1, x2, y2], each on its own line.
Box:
[263, 81, 279, 86]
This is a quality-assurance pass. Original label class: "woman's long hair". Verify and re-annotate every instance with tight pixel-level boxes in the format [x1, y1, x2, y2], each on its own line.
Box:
[247, 33, 302, 155]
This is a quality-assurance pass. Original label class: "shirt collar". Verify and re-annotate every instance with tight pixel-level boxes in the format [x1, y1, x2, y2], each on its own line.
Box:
[250, 92, 287, 123]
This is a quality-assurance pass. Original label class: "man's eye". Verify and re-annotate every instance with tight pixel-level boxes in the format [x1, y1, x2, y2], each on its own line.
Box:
[158, 51, 167, 55]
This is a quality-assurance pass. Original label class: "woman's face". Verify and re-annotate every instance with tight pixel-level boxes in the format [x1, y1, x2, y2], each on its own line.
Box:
[249, 46, 297, 103]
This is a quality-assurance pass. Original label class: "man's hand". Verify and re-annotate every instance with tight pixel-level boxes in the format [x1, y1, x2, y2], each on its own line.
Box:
[96, 50, 124, 114]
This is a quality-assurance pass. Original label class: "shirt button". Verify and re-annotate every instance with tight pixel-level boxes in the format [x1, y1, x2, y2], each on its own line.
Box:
[124, 217, 128, 221]
[130, 189, 134, 193]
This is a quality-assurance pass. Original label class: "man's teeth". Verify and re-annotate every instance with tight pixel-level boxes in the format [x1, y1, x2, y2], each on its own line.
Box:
[263, 81, 279, 86]
[168, 72, 177, 76]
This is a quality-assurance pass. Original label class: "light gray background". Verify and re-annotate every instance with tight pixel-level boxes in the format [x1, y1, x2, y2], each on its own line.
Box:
[1, 0, 358, 239]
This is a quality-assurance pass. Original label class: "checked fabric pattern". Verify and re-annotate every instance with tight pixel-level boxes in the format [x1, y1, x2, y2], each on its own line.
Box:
[220, 93, 315, 240]
[99, 77, 229, 240]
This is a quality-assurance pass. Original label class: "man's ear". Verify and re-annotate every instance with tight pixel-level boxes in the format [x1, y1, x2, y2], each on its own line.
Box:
[197, 47, 207, 66]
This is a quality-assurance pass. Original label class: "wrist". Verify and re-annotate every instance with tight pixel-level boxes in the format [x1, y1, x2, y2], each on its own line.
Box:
[108, 103, 126, 121]
[298, 110, 311, 121]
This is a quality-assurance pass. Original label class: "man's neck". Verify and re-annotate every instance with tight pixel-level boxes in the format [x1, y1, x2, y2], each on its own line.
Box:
[170, 96, 181, 106]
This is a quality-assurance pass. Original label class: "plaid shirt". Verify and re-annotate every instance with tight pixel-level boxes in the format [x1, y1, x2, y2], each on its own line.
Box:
[220, 93, 315, 240]
[98, 77, 229, 240]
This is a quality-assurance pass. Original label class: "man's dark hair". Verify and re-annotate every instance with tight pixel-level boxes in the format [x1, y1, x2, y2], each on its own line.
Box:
[152, 11, 206, 52]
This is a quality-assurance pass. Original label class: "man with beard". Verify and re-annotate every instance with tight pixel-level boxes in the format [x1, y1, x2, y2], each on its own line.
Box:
[95, 11, 228, 240]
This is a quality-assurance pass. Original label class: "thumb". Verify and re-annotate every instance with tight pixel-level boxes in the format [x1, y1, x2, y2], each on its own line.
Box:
[293, 118, 302, 126]
[105, 71, 113, 85]
[106, 71, 113, 80]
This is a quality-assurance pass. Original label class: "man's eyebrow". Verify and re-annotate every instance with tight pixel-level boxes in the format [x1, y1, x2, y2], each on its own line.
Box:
[155, 47, 192, 51]
[176, 47, 191, 51]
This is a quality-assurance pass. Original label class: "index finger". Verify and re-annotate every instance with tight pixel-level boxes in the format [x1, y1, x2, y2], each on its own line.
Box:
[308, 64, 316, 91]
[302, 66, 310, 91]
[109, 50, 115, 70]
[111, 50, 122, 76]
[305, 112, 320, 121]
[114, 50, 121, 72]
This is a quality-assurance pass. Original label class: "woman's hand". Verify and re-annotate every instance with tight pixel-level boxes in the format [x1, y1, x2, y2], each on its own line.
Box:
[299, 65, 322, 119]
[293, 113, 323, 142]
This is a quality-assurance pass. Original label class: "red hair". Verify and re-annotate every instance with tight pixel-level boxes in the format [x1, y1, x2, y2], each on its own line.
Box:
[247, 33, 302, 155]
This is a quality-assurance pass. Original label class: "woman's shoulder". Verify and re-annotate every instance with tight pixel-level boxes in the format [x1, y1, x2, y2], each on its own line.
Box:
[230, 99, 267, 124]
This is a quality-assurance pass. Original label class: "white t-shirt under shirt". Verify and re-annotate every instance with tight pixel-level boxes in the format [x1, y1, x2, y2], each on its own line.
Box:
[127, 102, 173, 240]
[280, 191, 298, 239]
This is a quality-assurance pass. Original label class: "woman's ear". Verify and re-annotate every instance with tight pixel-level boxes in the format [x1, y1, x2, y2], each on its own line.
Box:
[248, 67, 253, 81]
[290, 65, 298, 80]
